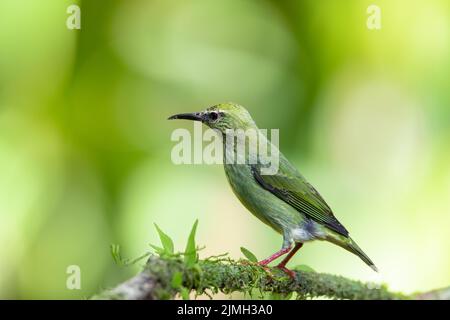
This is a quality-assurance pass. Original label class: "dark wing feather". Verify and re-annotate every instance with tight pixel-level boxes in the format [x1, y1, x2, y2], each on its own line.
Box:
[251, 158, 349, 236]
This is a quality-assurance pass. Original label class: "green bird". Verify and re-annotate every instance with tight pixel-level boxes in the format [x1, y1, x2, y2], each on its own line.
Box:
[169, 103, 377, 276]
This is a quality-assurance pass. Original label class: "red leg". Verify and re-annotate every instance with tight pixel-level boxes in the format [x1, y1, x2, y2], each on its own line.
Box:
[258, 245, 292, 266]
[276, 243, 303, 278]
[277, 243, 303, 268]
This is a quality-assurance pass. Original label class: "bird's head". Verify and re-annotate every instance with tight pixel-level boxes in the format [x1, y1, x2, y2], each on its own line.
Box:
[168, 103, 256, 132]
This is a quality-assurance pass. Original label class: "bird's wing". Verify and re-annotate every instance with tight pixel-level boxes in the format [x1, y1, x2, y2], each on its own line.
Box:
[251, 157, 349, 236]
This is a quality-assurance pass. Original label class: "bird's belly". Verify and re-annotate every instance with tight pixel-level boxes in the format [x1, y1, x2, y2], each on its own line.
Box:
[224, 164, 306, 235]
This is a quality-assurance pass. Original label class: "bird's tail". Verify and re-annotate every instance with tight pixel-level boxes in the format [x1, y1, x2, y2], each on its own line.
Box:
[326, 234, 378, 272]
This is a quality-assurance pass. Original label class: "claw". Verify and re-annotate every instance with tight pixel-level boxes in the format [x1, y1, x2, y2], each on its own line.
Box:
[240, 260, 274, 277]
[257, 263, 274, 278]
[276, 265, 296, 279]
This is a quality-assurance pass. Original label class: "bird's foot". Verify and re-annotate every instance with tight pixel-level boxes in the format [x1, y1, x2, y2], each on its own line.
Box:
[240, 260, 265, 268]
[257, 259, 271, 266]
[276, 265, 296, 279]
[239, 260, 274, 277]
[255, 262, 274, 277]
[257, 262, 270, 271]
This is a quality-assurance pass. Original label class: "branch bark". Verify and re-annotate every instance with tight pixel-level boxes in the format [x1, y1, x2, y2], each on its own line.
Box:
[92, 255, 449, 300]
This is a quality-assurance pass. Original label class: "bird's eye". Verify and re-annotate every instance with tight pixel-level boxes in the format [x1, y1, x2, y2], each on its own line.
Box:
[209, 111, 219, 121]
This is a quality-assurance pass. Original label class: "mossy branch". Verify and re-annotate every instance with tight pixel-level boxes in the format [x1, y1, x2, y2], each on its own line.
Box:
[94, 222, 449, 300]
[92, 255, 449, 300]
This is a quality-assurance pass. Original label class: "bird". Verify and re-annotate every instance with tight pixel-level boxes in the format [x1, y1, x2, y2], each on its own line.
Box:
[168, 102, 377, 277]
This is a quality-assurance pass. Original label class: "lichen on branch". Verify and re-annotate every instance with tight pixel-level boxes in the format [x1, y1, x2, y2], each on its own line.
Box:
[92, 222, 449, 300]
[93, 255, 408, 300]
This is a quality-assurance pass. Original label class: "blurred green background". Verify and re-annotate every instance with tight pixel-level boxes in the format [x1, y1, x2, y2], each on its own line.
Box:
[0, 0, 449, 299]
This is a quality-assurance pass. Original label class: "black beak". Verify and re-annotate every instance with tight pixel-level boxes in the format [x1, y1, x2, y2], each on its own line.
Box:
[167, 112, 203, 121]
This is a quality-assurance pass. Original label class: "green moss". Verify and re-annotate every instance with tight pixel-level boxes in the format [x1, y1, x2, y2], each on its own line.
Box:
[140, 255, 406, 300]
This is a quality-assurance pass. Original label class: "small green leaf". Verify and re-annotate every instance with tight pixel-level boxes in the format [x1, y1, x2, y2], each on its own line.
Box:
[171, 271, 183, 289]
[110, 244, 129, 266]
[111, 244, 149, 267]
[110, 244, 122, 265]
[184, 220, 198, 267]
[240, 247, 258, 262]
[180, 287, 190, 300]
[128, 252, 151, 266]
[269, 292, 282, 300]
[150, 244, 165, 255]
[293, 264, 315, 273]
[269, 292, 293, 300]
[154, 223, 174, 254]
